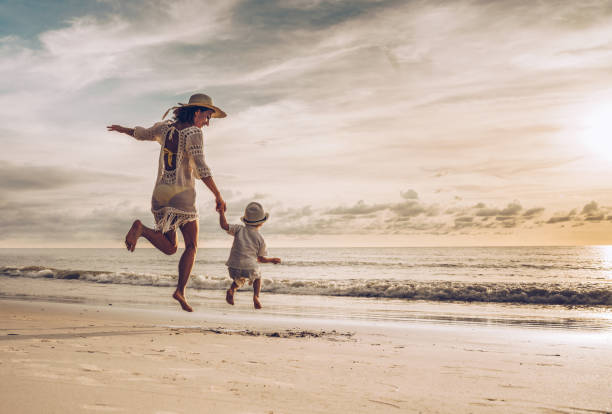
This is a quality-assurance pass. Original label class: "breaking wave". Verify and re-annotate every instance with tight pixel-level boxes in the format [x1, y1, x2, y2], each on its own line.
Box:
[193, 259, 609, 271]
[2, 265, 611, 306]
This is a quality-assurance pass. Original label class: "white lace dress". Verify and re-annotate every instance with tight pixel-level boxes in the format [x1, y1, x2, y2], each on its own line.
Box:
[133, 121, 211, 233]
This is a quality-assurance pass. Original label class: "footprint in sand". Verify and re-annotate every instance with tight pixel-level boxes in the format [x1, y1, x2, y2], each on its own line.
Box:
[123, 372, 155, 382]
[80, 364, 103, 372]
[75, 376, 102, 386]
[32, 372, 61, 379]
[26, 362, 50, 370]
[81, 403, 125, 412]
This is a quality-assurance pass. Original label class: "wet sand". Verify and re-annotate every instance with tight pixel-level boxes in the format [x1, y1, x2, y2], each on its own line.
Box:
[1, 299, 611, 413]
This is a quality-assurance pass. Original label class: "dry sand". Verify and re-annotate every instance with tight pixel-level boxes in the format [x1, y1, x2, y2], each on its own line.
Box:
[1, 298, 611, 413]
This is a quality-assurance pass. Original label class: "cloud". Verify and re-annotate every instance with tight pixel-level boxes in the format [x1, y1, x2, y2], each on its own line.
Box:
[523, 207, 545, 218]
[544, 201, 612, 225]
[316, 196, 556, 235]
[577, 201, 610, 222]
[585, 214, 605, 221]
[326, 200, 388, 215]
[500, 202, 522, 216]
[582, 200, 599, 214]
[547, 208, 577, 224]
[384, 217, 446, 233]
[1, 1, 612, 245]
[222, 192, 274, 217]
[400, 189, 418, 199]
[0, 163, 133, 192]
[1, 184, 611, 244]
[389, 201, 428, 218]
[453, 216, 475, 229]
[426, 157, 584, 181]
[0, 1, 240, 130]
[0, 198, 149, 242]
[547, 215, 572, 224]
[275, 206, 313, 220]
[559, 41, 612, 56]
[475, 207, 500, 217]
[473, 202, 521, 217]
[265, 215, 353, 235]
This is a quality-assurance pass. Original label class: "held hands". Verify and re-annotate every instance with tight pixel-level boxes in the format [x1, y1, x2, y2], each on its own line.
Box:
[215, 197, 226, 213]
[217, 198, 229, 231]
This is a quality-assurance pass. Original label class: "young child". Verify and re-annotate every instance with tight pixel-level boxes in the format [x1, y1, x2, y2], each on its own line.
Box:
[219, 201, 281, 309]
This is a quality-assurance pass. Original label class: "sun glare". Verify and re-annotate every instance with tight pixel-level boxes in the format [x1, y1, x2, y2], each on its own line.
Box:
[594, 245, 612, 280]
[583, 103, 612, 162]
[589, 245, 612, 329]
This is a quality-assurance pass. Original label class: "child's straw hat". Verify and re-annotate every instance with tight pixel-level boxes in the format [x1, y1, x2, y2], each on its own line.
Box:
[241, 202, 269, 226]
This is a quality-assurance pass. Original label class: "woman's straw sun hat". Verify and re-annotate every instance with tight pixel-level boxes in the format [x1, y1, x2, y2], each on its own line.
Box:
[241, 202, 269, 226]
[162, 93, 227, 120]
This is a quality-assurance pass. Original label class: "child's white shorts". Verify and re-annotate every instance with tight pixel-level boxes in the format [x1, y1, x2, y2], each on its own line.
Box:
[228, 267, 261, 288]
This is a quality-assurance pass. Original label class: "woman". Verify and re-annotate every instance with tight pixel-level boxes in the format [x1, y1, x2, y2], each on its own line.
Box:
[107, 93, 226, 312]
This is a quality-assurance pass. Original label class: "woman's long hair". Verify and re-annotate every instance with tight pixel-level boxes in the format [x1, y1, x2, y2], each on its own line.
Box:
[172, 106, 207, 123]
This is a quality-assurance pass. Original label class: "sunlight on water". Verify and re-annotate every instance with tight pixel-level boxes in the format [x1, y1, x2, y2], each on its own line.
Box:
[594, 245, 612, 280]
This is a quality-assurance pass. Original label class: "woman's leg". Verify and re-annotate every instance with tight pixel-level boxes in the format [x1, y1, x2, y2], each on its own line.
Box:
[125, 219, 177, 255]
[172, 220, 199, 312]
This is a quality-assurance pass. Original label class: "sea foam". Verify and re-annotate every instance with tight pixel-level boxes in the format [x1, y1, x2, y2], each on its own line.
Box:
[2, 265, 610, 306]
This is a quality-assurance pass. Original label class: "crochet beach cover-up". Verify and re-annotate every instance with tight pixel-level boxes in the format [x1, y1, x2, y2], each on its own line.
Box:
[133, 121, 211, 233]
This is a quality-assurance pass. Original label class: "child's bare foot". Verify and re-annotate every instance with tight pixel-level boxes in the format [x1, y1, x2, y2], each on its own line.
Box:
[253, 296, 262, 309]
[226, 289, 234, 305]
[172, 291, 193, 312]
[125, 220, 143, 252]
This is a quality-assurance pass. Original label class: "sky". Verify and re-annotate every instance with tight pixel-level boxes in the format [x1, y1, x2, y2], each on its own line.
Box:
[1, 0, 611, 247]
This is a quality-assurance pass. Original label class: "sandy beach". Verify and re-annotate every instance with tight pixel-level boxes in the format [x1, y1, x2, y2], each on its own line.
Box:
[3, 0, 612, 412]
[1, 298, 610, 414]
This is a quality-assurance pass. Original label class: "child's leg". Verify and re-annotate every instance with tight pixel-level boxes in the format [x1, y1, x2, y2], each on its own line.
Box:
[253, 278, 262, 309]
[226, 281, 239, 305]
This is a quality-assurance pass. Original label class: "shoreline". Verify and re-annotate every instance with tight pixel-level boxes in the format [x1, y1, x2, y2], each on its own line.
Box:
[1, 298, 611, 413]
[2, 276, 612, 332]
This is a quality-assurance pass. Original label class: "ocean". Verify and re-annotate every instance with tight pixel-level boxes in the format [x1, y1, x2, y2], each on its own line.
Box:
[1, 246, 611, 330]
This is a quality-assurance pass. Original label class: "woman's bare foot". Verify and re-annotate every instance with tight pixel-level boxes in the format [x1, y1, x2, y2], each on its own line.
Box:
[125, 220, 143, 252]
[253, 296, 262, 309]
[172, 291, 193, 312]
[226, 289, 234, 305]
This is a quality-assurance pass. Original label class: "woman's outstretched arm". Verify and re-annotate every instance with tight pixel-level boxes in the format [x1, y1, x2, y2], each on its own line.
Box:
[107, 122, 166, 142]
[107, 125, 134, 136]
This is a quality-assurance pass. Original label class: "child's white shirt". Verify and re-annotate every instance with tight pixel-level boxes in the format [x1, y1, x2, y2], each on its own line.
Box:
[225, 224, 268, 270]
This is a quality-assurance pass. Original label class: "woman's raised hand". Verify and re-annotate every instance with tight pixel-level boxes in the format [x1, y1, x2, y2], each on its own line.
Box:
[107, 125, 123, 132]
[107, 125, 133, 136]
